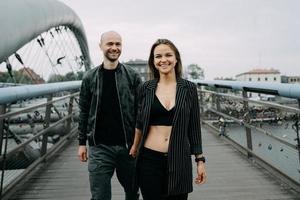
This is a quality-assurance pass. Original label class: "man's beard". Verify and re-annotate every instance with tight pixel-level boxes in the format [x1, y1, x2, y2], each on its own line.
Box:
[104, 51, 120, 62]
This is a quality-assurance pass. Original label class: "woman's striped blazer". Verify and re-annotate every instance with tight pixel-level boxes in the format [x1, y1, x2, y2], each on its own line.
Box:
[136, 77, 203, 195]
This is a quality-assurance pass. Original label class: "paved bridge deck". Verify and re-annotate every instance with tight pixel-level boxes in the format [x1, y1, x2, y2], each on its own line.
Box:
[8, 127, 300, 200]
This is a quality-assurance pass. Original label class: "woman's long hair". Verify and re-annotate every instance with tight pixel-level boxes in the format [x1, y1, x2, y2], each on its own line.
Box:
[148, 39, 182, 79]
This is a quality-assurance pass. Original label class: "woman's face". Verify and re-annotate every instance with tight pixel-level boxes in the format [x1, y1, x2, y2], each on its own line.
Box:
[153, 44, 177, 76]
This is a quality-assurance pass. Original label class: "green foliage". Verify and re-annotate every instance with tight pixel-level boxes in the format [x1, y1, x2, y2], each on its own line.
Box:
[14, 71, 33, 84]
[0, 70, 34, 84]
[187, 64, 204, 80]
[65, 72, 77, 81]
[0, 70, 85, 84]
[0, 72, 11, 82]
[47, 71, 85, 83]
[47, 74, 66, 83]
[77, 71, 84, 80]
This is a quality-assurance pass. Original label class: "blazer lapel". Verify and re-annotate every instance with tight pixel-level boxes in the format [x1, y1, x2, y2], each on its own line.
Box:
[142, 79, 157, 137]
[144, 78, 187, 127]
[172, 78, 187, 125]
[145, 78, 157, 102]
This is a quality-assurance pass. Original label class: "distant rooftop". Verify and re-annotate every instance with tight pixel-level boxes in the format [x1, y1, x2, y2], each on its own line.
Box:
[236, 68, 280, 77]
[124, 59, 147, 65]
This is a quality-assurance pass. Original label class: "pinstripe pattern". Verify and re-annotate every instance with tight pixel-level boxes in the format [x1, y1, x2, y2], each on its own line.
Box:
[136, 78, 202, 195]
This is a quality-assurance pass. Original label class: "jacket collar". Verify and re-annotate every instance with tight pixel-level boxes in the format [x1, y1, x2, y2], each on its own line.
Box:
[99, 62, 122, 72]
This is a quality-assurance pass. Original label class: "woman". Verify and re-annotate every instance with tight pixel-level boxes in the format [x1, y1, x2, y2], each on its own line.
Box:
[129, 39, 206, 200]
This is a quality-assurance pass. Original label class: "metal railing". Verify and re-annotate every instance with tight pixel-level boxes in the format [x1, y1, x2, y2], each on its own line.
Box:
[1, 79, 300, 197]
[197, 80, 300, 192]
[0, 81, 81, 199]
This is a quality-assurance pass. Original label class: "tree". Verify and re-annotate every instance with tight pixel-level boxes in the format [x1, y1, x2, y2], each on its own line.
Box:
[0, 70, 33, 84]
[65, 72, 77, 81]
[187, 64, 204, 80]
[14, 70, 33, 84]
[77, 71, 85, 80]
[47, 74, 65, 83]
[0, 72, 11, 82]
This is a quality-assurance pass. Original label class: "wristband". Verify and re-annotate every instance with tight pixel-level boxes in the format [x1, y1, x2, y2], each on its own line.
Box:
[195, 156, 206, 163]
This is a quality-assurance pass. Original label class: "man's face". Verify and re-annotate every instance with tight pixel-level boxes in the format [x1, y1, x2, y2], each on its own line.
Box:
[100, 33, 122, 62]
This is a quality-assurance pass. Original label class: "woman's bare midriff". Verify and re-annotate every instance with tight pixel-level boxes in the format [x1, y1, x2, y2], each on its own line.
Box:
[144, 125, 172, 153]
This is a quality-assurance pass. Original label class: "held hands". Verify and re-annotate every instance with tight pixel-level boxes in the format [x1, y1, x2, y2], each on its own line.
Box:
[130, 129, 142, 158]
[195, 162, 207, 185]
[78, 145, 88, 162]
[129, 145, 138, 158]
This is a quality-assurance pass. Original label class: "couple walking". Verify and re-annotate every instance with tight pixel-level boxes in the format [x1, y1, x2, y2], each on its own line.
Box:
[78, 30, 206, 200]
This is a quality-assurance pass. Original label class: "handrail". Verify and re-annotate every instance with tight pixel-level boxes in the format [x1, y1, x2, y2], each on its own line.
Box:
[201, 89, 300, 114]
[0, 81, 81, 198]
[0, 81, 81, 104]
[0, 114, 73, 162]
[197, 79, 300, 189]
[204, 106, 297, 150]
[0, 92, 79, 120]
[197, 80, 300, 99]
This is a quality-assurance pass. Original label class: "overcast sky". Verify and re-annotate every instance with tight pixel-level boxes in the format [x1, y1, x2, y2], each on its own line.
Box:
[59, 0, 300, 80]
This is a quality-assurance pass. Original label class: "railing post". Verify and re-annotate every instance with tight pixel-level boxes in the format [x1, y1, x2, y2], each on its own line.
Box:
[0, 105, 7, 156]
[41, 95, 52, 156]
[66, 95, 74, 137]
[215, 89, 221, 112]
[297, 100, 300, 166]
[198, 85, 204, 115]
[0, 104, 7, 197]
[242, 91, 253, 158]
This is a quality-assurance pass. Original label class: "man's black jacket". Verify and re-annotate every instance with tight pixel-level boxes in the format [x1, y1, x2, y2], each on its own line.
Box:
[78, 63, 142, 148]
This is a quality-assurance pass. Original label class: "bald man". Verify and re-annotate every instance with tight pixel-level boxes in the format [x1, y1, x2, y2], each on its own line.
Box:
[78, 31, 142, 200]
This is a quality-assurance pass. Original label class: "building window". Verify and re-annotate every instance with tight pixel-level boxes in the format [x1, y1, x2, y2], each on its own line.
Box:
[265, 77, 268, 81]
[249, 78, 252, 81]
[258, 78, 260, 81]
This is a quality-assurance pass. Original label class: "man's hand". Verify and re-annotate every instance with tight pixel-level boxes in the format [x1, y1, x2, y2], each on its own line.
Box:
[195, 162, 206, 185]
[78, 145, 88, 162]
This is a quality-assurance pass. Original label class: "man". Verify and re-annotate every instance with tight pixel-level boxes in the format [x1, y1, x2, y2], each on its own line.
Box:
[78, 31, 142, 200]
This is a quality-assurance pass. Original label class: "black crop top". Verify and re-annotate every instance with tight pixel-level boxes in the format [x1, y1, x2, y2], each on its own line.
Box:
[149, 95, 175, 126]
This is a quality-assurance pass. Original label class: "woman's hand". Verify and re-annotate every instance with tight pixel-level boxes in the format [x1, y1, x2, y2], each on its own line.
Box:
[130, 128, 142, 158]
[195, 162, 206, 185]
[129, 145, 138, 158]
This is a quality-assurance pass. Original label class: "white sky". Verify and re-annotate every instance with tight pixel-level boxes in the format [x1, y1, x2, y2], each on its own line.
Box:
[59, 0, 300, 80]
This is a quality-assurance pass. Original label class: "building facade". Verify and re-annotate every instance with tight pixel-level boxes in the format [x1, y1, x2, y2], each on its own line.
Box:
[281, 75, 300, 84]
[19, 67, 45, 84]
[123, 59, 150, 82]
[236, 68, 281, 83]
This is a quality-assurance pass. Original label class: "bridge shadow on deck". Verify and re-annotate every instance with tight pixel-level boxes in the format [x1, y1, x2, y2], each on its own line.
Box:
[8, 127, 300, 200]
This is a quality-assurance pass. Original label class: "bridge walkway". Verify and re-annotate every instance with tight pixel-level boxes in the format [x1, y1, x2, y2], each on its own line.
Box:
[8, 127, 300, 200]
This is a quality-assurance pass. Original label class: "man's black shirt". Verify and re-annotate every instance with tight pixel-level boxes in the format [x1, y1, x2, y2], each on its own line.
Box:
[96, 67, 125, 146]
